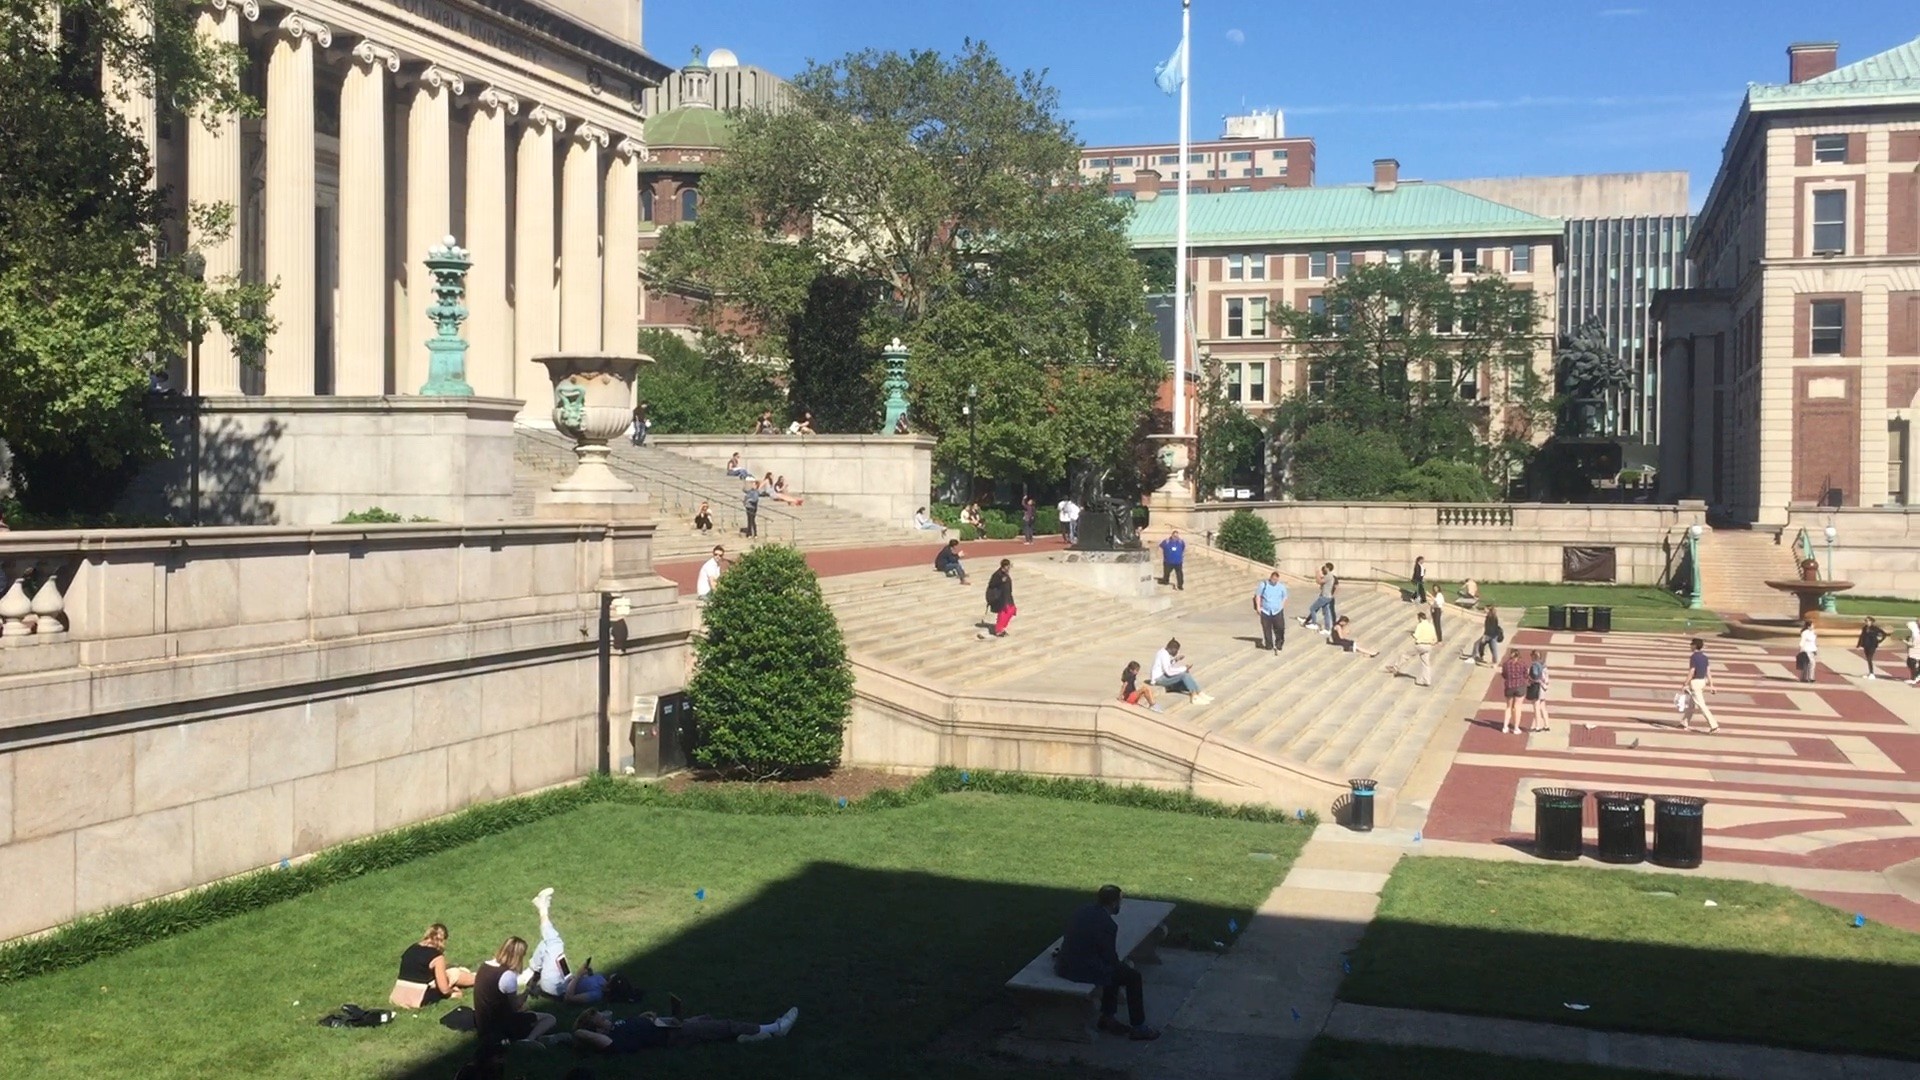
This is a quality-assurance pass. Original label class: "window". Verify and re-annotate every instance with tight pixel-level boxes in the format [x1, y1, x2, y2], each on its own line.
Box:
[1510, 244, 1531, 272]
[1271, 149, 1289, 161]
[1228, 253, 1265, 280]
[1227, 254, 1247, 280]
[1386, 248, 1404, 265]
[1307, 295, 1326, 319]
[641, 187, 653, 222]
[1812, 190, 1847, 254]
[1309, 251, 1328, 278]
[1246, 361, 1266, 403]
[1333, 250, 1352, 278]
[1439, 246, 1456, 274]
[1112, 156, 1135, 166]
[1158, 153, 1180, 165]
[1086, 157, 1111, 168]
[1226, 363, 1244, 402]
[1227, 150, 1252, 162]
[1225, 361, 1269, 405]
[1811, 300, 1845, 355]
[1813, 134, 1849, 163]
[679, 188, 699, 222]
[1386, 299, 1404, 333]
[1460, 246, 1478, 273]
[1189, 153, 1206, 164]
[1224, 296, 1267, 338]
[1248, 296, 1267, 336]
[1245, 167, 1259, 177]
[1308, 361, 1330, 398]
[1331, 298, 1351, 332]
[1226, 185, 1252, 192]
[1226, 297, 1244, 338]
[1891, 420, 1910, 506]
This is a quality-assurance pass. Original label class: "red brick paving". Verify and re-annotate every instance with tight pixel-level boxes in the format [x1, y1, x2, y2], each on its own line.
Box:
[654, 537, 1064, 594]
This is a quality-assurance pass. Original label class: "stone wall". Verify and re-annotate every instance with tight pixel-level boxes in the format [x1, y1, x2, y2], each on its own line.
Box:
[0, 522, 695, 940]
[122, 396, 520, 526]
[1176, 501, 1701, 587]
[648, 434, 934, 526]
[1782, 507, 1920, 597]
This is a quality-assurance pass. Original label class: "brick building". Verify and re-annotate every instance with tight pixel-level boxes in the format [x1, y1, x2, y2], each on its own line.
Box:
[1080, 110, 1315, 193]
[1657, 36, 1920, 521]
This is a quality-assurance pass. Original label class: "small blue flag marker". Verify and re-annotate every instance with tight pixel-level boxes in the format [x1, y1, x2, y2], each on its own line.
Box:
[1854, 913, 1867, 928]
[1296, 809, 1306, 821]
[279, 858, 290, 870]
[838, 796, 848, 808]
[961, 771, 970, 784]
[1412, 830, 1423, 843]
[694, 888, 706, 901]
[1342, 959, 1352, 974]
[1228, 919, 1239, 934]
[1290, 1007, 1301, 1022]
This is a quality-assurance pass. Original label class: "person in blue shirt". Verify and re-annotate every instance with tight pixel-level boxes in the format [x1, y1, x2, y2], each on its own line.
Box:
[1159, 530, 1186, 590]
[1253, 571, 1289, 653]
[1054, 885, 1159, 1040]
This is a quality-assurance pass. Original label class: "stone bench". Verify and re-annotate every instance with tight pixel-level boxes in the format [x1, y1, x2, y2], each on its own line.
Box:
[1005, 898, 1174, 1042]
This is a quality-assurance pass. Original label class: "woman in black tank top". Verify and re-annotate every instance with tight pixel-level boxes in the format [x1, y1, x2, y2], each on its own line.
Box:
[390, 923, 473, 1009]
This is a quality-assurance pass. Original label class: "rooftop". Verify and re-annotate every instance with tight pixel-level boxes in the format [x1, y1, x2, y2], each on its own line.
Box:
[644, 105, 733, 150]
[1125, 181, 1562, 249]
[1747, 33, 1920, 107]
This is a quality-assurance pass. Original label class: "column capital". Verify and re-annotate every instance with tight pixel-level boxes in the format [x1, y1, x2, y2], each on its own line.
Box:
[476, 85, 520, 117]
[276, 10, 332, 47]
[406, 64, 466, 96]
[349, 39, 401, 73]
[524, 104, 568, 134]
[612, 136, 646, 162]
[572, 122, 610, 149]
[205, 0, 261, 21]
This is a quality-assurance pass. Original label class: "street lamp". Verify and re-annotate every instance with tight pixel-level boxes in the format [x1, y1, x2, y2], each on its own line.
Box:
[1685, 523, 1703, 609]
[1822, 523, 1839, 612]
[965, 382, 978, 501]
[181, 251, 207, 526]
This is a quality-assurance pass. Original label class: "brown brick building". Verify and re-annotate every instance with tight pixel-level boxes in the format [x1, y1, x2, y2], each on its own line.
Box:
[1079, 110, 1315, 194]
[1658, 36, 1920, 521]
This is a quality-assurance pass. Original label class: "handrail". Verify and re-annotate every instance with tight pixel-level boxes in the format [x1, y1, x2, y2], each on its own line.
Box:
[517, 428, 799, 544]
[1794, 527, 1815, 564]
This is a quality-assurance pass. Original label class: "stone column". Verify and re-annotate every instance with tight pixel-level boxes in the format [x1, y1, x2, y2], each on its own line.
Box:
[560, 122, 609, 351]
[186, 0, 256, 395]
[103, 0, 156, 191]
[513, 106, 565, 408]
[263, 12, 330, 397]
[465, 87, 518, 399]
[402, 66, 462, 394]
[601, 137, 643, 353]
[335, 40, 399, 396]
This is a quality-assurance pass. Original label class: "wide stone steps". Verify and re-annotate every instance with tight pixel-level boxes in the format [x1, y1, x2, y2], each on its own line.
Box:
[1702, 528, 1797, 617]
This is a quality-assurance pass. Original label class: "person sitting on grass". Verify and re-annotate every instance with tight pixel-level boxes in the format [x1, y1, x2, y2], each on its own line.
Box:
[571, 1004, 799, 1051]
[1055, 885, 1159, 1041]
[390, 922, 475, 1008]
[1328, 617, 1379, 658]
[1119, 660, 1162, 711]
[473, 936, 557, 1051]
[934, 538, 970, 584]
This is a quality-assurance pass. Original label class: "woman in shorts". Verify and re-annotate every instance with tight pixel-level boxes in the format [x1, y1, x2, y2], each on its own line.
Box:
[390, 923, 474, 1008]
[1500, 648, 1529, 734]
[1525, 649, 1551, 733]
[1119, 661, 1161, 711]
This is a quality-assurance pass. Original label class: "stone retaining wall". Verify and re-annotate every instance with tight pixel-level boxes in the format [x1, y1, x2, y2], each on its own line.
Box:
[648, 434, 934, 526]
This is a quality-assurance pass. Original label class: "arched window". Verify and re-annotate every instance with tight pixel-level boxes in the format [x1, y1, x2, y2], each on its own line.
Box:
[680, 188, 699, 223]
[641, 187, 653, 222]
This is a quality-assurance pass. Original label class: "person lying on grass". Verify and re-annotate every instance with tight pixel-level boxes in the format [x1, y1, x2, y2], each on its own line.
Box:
[390, 922, 476, 1008]
[523, 887, 611, 1004]
[570, 1004, 800, 1050]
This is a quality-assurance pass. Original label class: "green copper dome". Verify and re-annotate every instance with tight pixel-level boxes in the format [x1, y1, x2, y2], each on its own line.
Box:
[644, 106, 733, 150]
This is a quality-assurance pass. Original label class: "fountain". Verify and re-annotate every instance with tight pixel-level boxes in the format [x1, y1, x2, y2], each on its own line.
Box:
[1764, 556, 1855, 629]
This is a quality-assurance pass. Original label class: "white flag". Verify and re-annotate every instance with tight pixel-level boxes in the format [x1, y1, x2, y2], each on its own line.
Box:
[1154, 39, 1185, 95]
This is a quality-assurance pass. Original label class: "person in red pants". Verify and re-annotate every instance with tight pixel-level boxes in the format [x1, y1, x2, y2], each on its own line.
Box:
[983, 559, 1017, 638]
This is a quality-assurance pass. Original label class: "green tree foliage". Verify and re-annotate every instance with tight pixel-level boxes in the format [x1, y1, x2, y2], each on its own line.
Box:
[1215, 508, 1277, 565]
[1135, 249, 1176, 293]
[652, 41, 1163, 485]
[690, 545, 854, 777]
[786, 272, 881, 433]
[2, 0, 273, 510]
[1393, 459, 1495, 503]
[1192, 353, 1267, 497]
[632, 329, 780, 435]
[1267, 261, 1553, 500]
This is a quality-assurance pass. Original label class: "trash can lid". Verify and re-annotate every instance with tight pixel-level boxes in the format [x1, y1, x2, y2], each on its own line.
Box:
[1652, 794, 1708, 808]
[1348, 778, 1378, 790]
[1592, 790, 1648, 803]
[1531, 786, 1588, 803]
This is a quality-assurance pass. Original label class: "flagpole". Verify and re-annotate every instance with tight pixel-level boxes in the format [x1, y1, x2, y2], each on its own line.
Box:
[1171, 0, 1192, 440]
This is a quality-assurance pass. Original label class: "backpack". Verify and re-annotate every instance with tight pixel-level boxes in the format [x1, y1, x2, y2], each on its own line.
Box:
[440, 1006, 478, 1032]
[319, 1003, 393, 1029]
[985, 580, 1004, 612]
[604, 972, 644, 1004]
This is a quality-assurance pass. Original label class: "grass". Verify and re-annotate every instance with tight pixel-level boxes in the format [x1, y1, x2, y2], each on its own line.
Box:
[1341, 857, 1920, 1059]
[0, 789, 1305, 1080]
[1296, 1038, 1687, 1080]
[1384, 581, 1724, 634]
[1837, 594, 1920, 619]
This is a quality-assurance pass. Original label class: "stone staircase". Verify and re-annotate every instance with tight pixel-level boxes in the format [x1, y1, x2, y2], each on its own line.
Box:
[513, 428, 919, 561]
[821, 546, 1482, 799]
[1701, 526, 1797, 618]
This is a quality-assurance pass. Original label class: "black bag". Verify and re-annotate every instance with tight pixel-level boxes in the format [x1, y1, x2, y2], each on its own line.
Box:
[604, 972, 645, 1004]
[985, 582, 1003, 612]
[439, 1006, 478, 1032]
[320, 1003, 392, 1029]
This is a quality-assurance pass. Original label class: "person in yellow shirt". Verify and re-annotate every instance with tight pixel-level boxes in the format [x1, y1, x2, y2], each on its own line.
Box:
[1385, 610, 1439, 687]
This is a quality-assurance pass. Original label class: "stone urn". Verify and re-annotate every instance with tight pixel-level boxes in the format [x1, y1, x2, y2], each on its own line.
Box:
[533, 352, 652, 492]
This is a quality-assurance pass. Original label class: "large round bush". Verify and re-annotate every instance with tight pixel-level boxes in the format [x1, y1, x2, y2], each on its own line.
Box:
[689, 544, 854, 776]
[1216, 508, 1277, 565]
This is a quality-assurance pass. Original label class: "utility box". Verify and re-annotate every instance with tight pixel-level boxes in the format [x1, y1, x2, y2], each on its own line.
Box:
[628, 692, 697, 776]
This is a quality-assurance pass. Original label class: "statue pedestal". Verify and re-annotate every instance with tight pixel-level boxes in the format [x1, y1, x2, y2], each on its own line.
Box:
[1146, 434, 1197, 526]
[533, 489, 652, 523]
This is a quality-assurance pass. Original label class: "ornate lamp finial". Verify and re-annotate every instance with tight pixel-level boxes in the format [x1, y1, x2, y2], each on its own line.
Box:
[419, 236, 475, 396]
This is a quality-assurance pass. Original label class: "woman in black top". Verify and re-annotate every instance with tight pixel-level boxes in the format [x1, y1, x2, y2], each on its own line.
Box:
[984, 560, 1016, 637]
[474, 936, 556, 1050]
[1858, 616, 1889, 679]
[1471, 609, 1504, 665]
[693, 501, 713, 532]
[391, 923, 473, 1008]
[1411, 556, 1427, 603]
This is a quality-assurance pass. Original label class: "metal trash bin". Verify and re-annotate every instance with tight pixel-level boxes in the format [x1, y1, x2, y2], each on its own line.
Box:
[1348, 778, 1376, 832]
[1547, 605, 1568, 631]
[1592, 791, 1648, 864]
[1568, 605, 1592, 631]
[1593, 606, 1614, 633]
[1532, 787, 1587, 860]
[1650, 794, 1707, 868]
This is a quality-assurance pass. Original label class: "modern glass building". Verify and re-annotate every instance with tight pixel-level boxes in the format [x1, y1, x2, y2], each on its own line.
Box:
[1561, 214, 1696, 446]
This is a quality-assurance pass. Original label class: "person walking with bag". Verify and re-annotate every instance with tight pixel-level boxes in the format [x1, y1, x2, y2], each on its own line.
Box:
[982, 559, 1017, 638]
[1253, 571, 1289, 653]
[1797, 620, 1819, 683]
[1411, 555, 1428, 604]
[1857, 616, 1888, 679]
[1681, 637, 1718, 733]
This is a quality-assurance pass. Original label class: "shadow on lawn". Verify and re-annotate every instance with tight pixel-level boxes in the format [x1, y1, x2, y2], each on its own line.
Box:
[389, 863, 1227, 1080]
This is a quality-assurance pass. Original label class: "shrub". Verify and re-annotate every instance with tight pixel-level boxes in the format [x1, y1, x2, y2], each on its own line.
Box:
[336, 507, 405, 524]
[984, 522, 1019, 540]
[1216, 509, 1276, 565]
[690, 544, 853, 776]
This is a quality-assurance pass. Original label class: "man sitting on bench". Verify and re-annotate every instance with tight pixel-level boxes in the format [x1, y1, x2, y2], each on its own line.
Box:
[1056, 885, 1160, 1041]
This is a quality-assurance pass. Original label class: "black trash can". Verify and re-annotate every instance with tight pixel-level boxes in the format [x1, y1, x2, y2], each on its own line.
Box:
[1547, 605, 1568, 631]
[1568, 605, 1592, 631]
[1532, 787, 1587, 860]
[1650, 795, 1707, 868]
[1592, 791, 1648, 864]
[1348, 778, 1376, 832]
[1593, 606, 1613, 633]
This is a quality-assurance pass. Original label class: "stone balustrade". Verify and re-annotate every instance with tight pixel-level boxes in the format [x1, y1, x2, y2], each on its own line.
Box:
[0, 555, 76, 639]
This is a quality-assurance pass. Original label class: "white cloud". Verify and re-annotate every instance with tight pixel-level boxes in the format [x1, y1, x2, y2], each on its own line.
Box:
[1225, 28, 1246, 45]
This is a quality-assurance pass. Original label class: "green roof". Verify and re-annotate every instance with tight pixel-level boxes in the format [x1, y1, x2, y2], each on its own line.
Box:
[1748, 35, 1920, 107]
[644, 106, 733, 149]
[1125, 182, 1562, 249]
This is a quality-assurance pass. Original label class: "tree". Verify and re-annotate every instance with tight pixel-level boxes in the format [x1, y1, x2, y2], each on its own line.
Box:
[1192, 352, 1264, 497]
[1289, 423, 1410, 501]
[1267, 261, 1553, 497]
[651, 41, 1164, 486]
[1, 0, 273, 511]
[632, 329, 781, 435]
[785, 273, 882, 433]
[689, 545, 854, 777]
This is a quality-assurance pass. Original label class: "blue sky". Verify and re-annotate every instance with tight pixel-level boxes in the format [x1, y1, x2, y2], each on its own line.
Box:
[643, 1, 1917, 210]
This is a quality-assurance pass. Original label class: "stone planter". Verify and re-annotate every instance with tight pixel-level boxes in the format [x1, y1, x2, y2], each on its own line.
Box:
[533, 352, 651, 492]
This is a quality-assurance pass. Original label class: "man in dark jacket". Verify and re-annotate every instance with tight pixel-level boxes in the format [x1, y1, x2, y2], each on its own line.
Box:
[1054, 885, 1158, 1040]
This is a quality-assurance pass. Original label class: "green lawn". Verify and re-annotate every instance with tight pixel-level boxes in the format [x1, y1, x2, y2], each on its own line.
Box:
[1836, 594, 1920, 619]
[1341, 857, 1920, 1058]
[1296, 1038, 1686, 1080]
[1384, 581, 1724, 634]
[0, 791, 1304, 1080]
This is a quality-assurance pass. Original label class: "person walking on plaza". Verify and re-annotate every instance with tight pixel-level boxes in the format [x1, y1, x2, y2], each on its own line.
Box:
[1254, 571, 1289, 653]
[1385, 610, 1439, 687]
[1500, 648, 1528, 734]
[1150, 638, 1211, 704]
[740, 481, 760, 539]
[1302, 563, 1337, 633]
[629, 400, 650, 446]
[1021, 496, 1036, 545]
[1411, 555, 1428, 603]
[1797, 620, 1819, 683]
[1681, 637, 1718, 733]
[1907, 620, 1920, 684]
[1526, 649, 1552, 733]
[1857, 616, 1888, 679]
[1058, 497, 1080, 545]
[1470, 609, 1504, 665]
[1429, 588, 1446, 645]
[982, 559, 1017, 638]
[1055, 885, 1160, 1041]
[1159, 529, 1186, 590]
